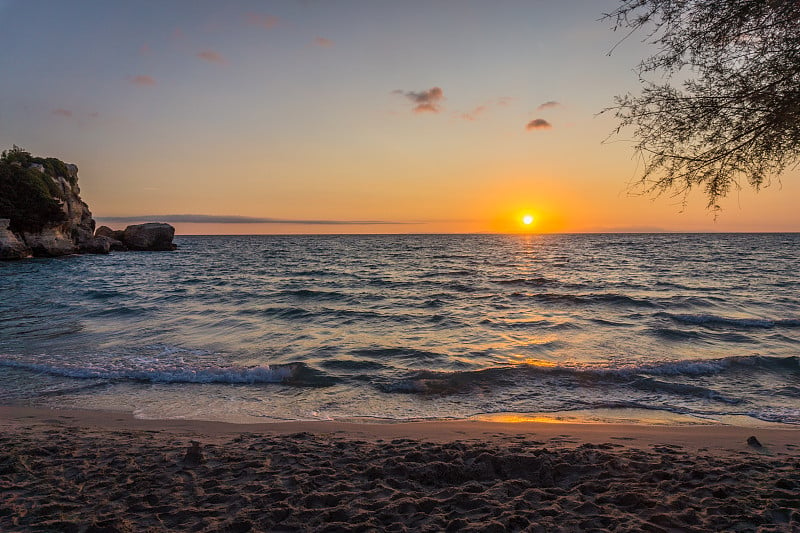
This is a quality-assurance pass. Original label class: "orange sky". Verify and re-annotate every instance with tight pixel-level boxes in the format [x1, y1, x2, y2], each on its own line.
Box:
[1, 1, 797, 234]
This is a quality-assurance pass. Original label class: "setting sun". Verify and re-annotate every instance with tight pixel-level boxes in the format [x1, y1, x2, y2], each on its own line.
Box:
[522, 214, 534, 225]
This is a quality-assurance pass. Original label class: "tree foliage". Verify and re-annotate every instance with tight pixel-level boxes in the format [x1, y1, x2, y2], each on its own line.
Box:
[0, 145, 32, 166]
[1, 145, 75, 185]
[0, 146, 68, 233]
[605, 0, 800, 209]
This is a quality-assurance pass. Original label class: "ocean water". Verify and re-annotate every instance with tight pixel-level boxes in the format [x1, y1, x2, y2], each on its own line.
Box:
[1, 233, 798, 425]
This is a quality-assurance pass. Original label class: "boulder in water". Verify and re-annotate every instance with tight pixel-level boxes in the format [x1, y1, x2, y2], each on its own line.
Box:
[94, 226, 127, 251]
[78, 235, 113, 254]
[122, 223, 176, 251]
[95, 225, 125, 241]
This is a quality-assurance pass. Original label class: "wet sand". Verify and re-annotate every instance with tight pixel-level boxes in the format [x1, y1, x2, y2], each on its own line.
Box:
[2, 406, 799, 531]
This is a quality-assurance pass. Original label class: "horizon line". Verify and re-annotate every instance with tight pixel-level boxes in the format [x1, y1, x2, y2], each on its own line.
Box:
[168, 230, 800, 236]
[95, 214, 419, 225]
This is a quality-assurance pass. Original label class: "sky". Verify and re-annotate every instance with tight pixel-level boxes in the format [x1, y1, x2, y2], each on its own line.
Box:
[1, 0, 797, 234]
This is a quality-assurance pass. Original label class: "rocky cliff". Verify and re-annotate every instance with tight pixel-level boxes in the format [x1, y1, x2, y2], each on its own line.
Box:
[0, 147, 175, 259]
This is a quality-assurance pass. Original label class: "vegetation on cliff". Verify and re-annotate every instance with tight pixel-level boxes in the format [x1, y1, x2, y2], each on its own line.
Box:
[0, 146, 68, 233]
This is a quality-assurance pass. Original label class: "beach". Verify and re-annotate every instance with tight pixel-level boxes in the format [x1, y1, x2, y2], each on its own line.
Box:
[2, 406, 799, 532]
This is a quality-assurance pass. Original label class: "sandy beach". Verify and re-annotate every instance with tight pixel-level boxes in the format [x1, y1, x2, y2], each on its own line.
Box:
[2, 406, 799, 532]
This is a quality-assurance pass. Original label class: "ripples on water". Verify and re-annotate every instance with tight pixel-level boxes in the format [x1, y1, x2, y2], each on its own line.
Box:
[1, 234, 798, 424]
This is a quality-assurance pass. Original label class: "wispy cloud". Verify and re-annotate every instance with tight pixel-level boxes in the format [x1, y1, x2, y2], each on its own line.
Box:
[536, 100, 561, 111]
[129, 75, 156, 86]
[314, 37, 334, 48]
[460, 105, 487, 121]
[247, 13, 279, 29]
[457, 96, 515, 121]
[198, 50, 226, 64]
[526, 118, 552, 131]
[96, 215, 413, 225]
[51, 108, 72, 118]
[393, 87, 444, 114]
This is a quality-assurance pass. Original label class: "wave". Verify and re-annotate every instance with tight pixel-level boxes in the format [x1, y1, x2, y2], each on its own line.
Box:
[319, 359, 389, 371]
[238, 306, 404, 324]
[614, 354, 800, 376]
[648, 327, 756, 344]
[510, 292, 658, 308]
[293, 269, 338, 278]
[0, 359, 337, 387]
[494, 277, 555, 287]
[420, 298, 445, 309]
[590, 318, 634, 328]
[380, 367, 740, 404]
[419, 269, 476, 278]
[657, 312, 800, 329]
[656, 295, 725, 308]
[628, 377, 743, 404]
[87, 305, 157, 317]
[442, 281, 480, 293]
[479, 317, 558, 330]
[745, 408, 800, 425]
[84, 289, 124, 300]
[351, 347, 449, 363]
[238, 306, 315, 320]
[377, 355, 798, 398]
[275, 289, 353, 301]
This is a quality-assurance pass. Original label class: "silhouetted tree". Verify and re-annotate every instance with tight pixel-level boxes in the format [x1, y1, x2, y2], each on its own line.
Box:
[605, 0, 800, 209]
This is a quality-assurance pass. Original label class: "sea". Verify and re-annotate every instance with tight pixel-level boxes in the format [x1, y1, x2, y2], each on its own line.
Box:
[1, 233, 798, 426]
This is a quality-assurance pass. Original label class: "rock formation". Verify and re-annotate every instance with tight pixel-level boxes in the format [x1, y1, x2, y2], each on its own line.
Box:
[93, 223, 177, 251]
[0, 147, 176, 259]
[122, 223, 177, 251]
[0, 219, 31, 259]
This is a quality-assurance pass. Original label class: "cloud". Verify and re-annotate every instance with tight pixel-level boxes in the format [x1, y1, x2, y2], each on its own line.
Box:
[537, 100, 561, 111]
[130, 75, 156, 86]
[95, 215, 412, 225]
[460, 105, 487, 121]
[314, 37, 333, 48]
[457, 96, 515, 121]
[139, 44, 152, 56]
[247, 13, 279, 29]
[198, 50, 226, 64]
[393, 87, 444, 114]
[51, 108, 72, 118]
[526, 118, 552, 131]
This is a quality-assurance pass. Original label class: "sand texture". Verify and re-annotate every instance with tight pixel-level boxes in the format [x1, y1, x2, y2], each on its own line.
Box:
[1, 408, 799, 532]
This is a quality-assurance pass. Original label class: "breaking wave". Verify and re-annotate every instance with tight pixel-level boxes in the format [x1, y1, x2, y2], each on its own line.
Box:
[0, 358, 336, 387]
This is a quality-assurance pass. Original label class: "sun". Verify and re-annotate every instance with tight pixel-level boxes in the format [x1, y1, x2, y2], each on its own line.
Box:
[522, 214, 534, 226]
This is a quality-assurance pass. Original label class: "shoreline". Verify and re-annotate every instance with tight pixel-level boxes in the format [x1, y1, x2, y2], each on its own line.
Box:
[4, 404, 800, 448]
[3, 404, 799, 531]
